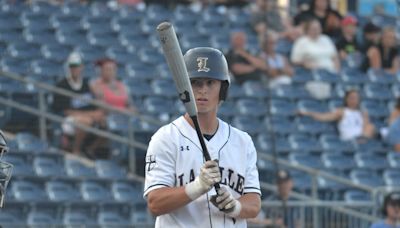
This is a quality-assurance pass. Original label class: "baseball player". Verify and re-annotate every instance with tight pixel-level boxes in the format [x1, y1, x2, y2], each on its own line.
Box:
[144, 47, 261, 227]
[0, 130, 12, 208]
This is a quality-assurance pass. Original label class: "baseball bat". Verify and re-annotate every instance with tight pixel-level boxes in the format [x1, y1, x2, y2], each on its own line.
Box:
[156, 22, 220, 191]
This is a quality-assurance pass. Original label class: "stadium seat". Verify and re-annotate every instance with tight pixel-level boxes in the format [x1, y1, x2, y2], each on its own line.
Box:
[344, 190, 371, 202]
[292, 67, 313, 83]
[50, 14, 83, 33]
[295, 116, 335, 135]
[289, 153, 323, 169]
[7, 41, 42, 60]
[264, 116, 297, 135]
[30, 59, 63, 80]
[0, 56, 31, 76]
[63, 210, 97, 226]
[125, 63, 157, 81]
[150, 79, 177, 98]
[24, 29, 58, 45]
[80, 180, 112, 202]
[319, 134, 356, 152]
[363, 84, 393, 101]
[218, 100, 236, 120]
[95, 160, 127, 179]
[46, 180, 81, 202]
[242, 81, 269, 100]
[271, 84, 311, 100]
[256, 133, 291, 155]
[270, 99, 296, 117]
[27, 210, 59, 227]
[354, 153, 388, 171]
[360, 100, 389, 119]
[341, 68, 368, 85]
[33, 154, 65, 177]
[288, 134, 322, 152]
[383, 169, 400, 186]
[387, 153, 400, 169]
[41, 43, 73, 63]
[111, 181, 143, 204]
[138, 47, 164, 66]
[15, 132, 49, 153]
[76, 44, 105, 63]
[232, 116, 264, 136]
[321, 153, 355, 173]
[350, 169, 384, 187]
[143, 96, 175, 118]
[65, 159, 97, 178]
[131, 208, 154, 226]
[313, 69, 340, 83]
[368, 68, 397, 85]
[87, 31, 118, 48]
[10, 180, 48, 202]
[297, 99, 329, 113]
[0, 211, 24, 227]
[2, 153, 33, 176]
[97, 210, 130, 227]
[236, 98, 267, 117]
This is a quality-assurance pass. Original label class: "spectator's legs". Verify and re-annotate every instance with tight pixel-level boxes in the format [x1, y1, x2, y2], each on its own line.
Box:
[70, 115, 94, 155]
[362, 122, 375, 139]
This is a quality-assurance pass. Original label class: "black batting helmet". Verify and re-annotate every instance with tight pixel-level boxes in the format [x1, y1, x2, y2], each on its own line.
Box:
[0, 130, 12, 208]
[183, 47, 230, 101]
[382, 192, 400, 216]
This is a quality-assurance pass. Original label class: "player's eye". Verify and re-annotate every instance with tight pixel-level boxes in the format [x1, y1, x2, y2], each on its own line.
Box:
[206, 80, 216, 86]
[190, 80, 202, 87]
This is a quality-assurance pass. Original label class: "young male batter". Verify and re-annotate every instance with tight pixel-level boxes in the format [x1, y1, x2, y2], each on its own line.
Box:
[144, 47, 261, 227]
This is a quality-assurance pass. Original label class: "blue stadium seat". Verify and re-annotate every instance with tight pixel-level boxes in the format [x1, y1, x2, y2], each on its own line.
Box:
[95, 160, 127, 179]
[363, 84, 393, 101]
[321, 153, 355, 173]
[143, 96, 175, 118]
[232, 116, 264, 136]
[63, 210, 97, 226]
[150, 79, 177, 98]
[242, 80, 269, 100]
[33, 154, 65, 177]
[111, 181, 143, 204]
[383, 169, 400, 186]
[344, 190, 371, 202]
[292, 67, 313, 83]
[50, 14, 83, 33]
[319, 134, 356, 152]
[291, 171, 313, 192]
[264, 116, 297, 135]
[65, 159, 97, 178]
[27, 210, 59, 227]
[356, 138, 386, 153]
[0, 13, 23, 32]
[270, 99, 296, 117]
[80, 180, 112, 202]
[289, 153, 323, 169]
[59, 2, 89, 17]
[180, 34, 210, 52]
[297, 100, 329, 113]
[131, 207, 154, 226]
[392, 84, 400, 98]
[56, 30, 88, 47]
[2, 152, 33, 176]
[0, 56, 31, 76]
[313, 69, 340, 83]
[106, 45, 136, 66]
[30, 59, 63, 80]
[334, 83, 362, 99]
[46, 180, 81, 202]
[41, 43, 73, 63]
[256, 133, 291, 155]
[14, 132, 49, 153]
[125, 63, 157, 81]
[138, 48, 164, 66]
[87, 31, 118, 48]
[10, 180, 48, 202]
[354, 153, 388, 171]
[271, 84, 311, 100]
[350, 169, 384, 187]
[76, 44, 105, 63]
[0, 211, 24, 227]
[360, 100, 389, 119]
[368, 68, 397, 85]
[295, 116, 335, 135]
[123, 78, 152, 99]
[227, 83, 246, 100]
[288, 134, 322, 152]
[20, 11, 52, 32]
[118, 30, 149, 47]
[218, 100, 236, 120]
[388, 153, 400, 169]
[97, 210, 130, 227]
[341, 68, 368, 85]
[7, 41, 42, 60]
[236, 98, 267, 117]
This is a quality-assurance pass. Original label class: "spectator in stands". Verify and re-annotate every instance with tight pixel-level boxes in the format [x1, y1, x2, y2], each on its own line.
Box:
[53, 52, 105, 156]
[226, 31, 266, 84]
[250, 0, 302, 42]
[293, 0, 342, 39]
[385, 97, 400, 152]
[259, 34, 294, 88]
[90, 58, 136, 112]
[248, 170, 299, 227]
[299, 89, 375, 141]
[360, 27, 399, 74]
[361, 22, 381, 52]
[370, 192, 400, 228]
[291, 18, 340, 73]
[336, 15, 360, 61]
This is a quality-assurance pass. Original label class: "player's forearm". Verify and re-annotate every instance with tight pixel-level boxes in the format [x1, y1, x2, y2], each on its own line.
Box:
[237, 193, 261, 219]
[147, 187, 192, 216]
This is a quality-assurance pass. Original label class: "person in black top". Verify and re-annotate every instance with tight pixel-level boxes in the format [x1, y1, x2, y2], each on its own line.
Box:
[225, 31, 266, 84]
[53, 52, 105, 156]
[361, 27, 399, 74]
[294, 0, 342, 40]
[336, 15, 360, 61]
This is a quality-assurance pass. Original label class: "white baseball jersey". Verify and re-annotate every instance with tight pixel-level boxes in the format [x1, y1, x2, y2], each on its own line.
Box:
[144, 116, 261, 228]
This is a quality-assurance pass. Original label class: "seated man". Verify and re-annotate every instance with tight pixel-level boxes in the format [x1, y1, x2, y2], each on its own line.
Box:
[53, 52, 105, 156]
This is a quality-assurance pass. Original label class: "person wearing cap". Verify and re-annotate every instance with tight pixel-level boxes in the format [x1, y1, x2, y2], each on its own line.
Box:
[361, 22, 382, 53]
[371, 192, 400, 228]
[53, 52, 105, 156]
[90, 57, 136, 112]
[336, 15, 360, 61]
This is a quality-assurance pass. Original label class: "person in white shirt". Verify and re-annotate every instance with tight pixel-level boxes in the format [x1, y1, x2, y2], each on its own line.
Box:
[144, 47, 261, 227]
[291, 17, 340, 73]
[298, 89, 375, 141]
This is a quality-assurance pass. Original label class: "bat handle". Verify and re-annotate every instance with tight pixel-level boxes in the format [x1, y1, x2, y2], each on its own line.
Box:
[191, 116, 221, 191]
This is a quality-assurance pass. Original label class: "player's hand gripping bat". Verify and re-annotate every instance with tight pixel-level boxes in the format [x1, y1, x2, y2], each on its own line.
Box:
[156, 22, 221, 191]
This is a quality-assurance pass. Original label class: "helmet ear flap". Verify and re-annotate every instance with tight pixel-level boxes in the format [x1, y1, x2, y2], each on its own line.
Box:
[219, 81, 229, 101]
